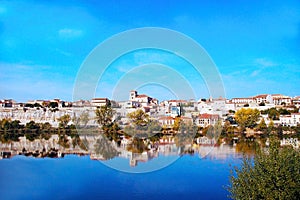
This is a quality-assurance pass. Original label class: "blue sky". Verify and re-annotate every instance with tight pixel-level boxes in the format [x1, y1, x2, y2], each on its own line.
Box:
[1, 0, 300, 102]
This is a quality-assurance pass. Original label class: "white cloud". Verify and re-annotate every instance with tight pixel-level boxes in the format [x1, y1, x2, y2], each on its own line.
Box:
[254, 58, 277, 67]
[55, 48, 72, 57]
[58, 28, 83, 38]
[250, 70, 260, 77]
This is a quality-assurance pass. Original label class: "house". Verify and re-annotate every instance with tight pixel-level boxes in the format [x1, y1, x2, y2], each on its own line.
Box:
[197, 101, 213, 114]
[0, 99, 13, 108]
[158, 116, 175, 128]
[292, 96, 300, 108]
[168, 100, 188, 107]
[130, 90, 152, 103]
[196, 113, 220, 127]
[253, 94, 273, 104]
[280, 113, 300, 126]
[272, 94, 291, 106]
[180, 116, 193, 124]
[231, 97, 254, 104]
[129, 90, 157, 108]
[0, 100, 4, 108]
[170, 106, 181, 117]
[158, 116, 193, 129]
[91, 98, 110, 107]
[211, 98, 226, 116]
[225, 102, 236, 112]
[72, 100, 91, 107]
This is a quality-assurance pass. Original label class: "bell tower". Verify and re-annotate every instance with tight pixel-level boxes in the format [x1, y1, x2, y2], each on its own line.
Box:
[129, 90, 137, 101]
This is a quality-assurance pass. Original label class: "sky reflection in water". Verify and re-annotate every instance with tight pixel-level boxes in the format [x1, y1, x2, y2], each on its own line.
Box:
[0, 150, 242, 200]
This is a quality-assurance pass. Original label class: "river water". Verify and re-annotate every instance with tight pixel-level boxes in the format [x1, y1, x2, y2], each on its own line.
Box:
[0, 144, 242, 200]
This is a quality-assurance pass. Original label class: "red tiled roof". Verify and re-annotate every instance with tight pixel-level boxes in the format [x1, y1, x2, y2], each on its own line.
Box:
[136, 94, 148, 98]
[199, 113, 219, 119]
[168, 100, 187, 103]
[271, 94, 282, 96]
[180, 116, 192, 120]
[158, 116, 175, 120]
[254, 94, 268, 98]
[92, 98, 108, 100]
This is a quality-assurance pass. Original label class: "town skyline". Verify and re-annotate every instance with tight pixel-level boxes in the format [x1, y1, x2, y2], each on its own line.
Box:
[1, 1, 300, 102]
[1, 91, 300, 104]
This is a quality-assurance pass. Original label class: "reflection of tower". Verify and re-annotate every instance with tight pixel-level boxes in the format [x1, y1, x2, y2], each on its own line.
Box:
[129, 90, 137, 101]
[130, 158, 137, 167]
[170, 106, 180, 118]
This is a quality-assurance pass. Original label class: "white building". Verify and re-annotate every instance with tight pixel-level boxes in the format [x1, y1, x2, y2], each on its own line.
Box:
[292, 96, 300, 108]
[196, 113, 220, 127]
[91, 98, 110, 107]
[158, 116, 175, 128]
[253, 94, 273, 104]
[197, 101, 213, 115]
[231, 97, 254, 104]
[280, 113, 300, 126]
[272, 94, 292, 106]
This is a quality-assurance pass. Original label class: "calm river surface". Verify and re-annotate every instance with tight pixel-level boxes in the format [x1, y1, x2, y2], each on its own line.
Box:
[0, 146, 242, 200]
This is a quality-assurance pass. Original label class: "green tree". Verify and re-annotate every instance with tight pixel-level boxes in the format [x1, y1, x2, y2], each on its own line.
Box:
[206, 120, 222, 139]
[73, 111, 89, 128]
[127, 137, 148, 153]
[234, 108, 260, 130]
[57, 114, 71, 128]
[94, 135, 119, 159]
[267, 119, 275, 134]
[268, 108, 280, 120]
[11, 120, 22, 129]
[172, 117, 181, 131]
[256, 118, 267, 132]
[222, 120, 235, 136]
[25, 120, 39, 129]
[58, 134, 70, 148]
[41, 122, 52, 129]
[95, 105, 115, 128]
[48, 102, 58, 108]
[277, 124, 283, 139]
[33, 103, 42, 107]
[228, 138, 300, 200]
[127, 109, 149, 127]
[147, 120, 162, 134]
[278, 108, 291, 115]
[1, 118, 12, 130]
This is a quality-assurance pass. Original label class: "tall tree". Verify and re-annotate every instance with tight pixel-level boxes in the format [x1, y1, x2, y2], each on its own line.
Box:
[95, 105, 114, 128]
[234, 108, 260, 130]
[127, 109, 149, 127]
[57, 114, 71, 128]
[172, 117, 181, 131]
[73, 111, 89, 128]
[256, 118, 267, 132]
[268, 120, 275, 134]
[268, 108, 280, 120]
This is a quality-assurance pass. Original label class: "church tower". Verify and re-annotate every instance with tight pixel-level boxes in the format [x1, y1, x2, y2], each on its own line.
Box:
[129, 90, 137, 101]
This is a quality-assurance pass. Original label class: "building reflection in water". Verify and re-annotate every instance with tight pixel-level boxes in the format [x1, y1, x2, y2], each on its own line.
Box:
[0, 134, 242, 166]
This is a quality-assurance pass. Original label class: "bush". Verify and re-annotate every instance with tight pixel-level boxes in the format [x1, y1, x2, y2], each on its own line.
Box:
[227, 138, 300, 199]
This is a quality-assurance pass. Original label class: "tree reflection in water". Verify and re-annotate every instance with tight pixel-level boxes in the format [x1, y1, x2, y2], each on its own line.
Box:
[93, 135, 119, 160]
[235, 138, 259, 155]
[0, 131, 246, 167]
